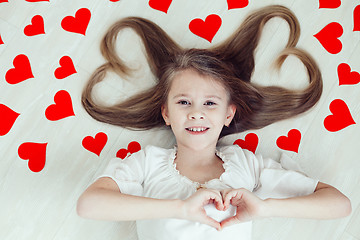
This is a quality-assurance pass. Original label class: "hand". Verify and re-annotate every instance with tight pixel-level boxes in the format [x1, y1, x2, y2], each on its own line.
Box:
[181, 189, 224, 230]
[220, 188, 265, 228]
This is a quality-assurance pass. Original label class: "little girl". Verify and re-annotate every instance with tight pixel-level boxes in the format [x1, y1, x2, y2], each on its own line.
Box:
[77, 5, 351, 240]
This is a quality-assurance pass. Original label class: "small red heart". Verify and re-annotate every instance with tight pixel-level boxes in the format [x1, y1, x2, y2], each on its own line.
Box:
[233, 133, 258, 154]
[189, 14, 222, 43]
[24, 15, 45, 36]
[61, 8, 91, 35]
[324, 99, 356, 132]
[116, 141, 141, 159]
[18, 142, 48, 172]
[109, 0, 120, 1]
[338, 63, 360, 86]
[149, 0, 172, 13]
[54, 56, 77, 79]
[82, 132, 108, 156]
[5, 54, 34, 84]
[0, 0, 9, 2]
[45, 90, 75, 121]
[25, 0, 49, 2]
[227, 0, 249, 10]
[354, 5, 360, 31]
[0, 104, 20, 136]
[0, 35, 3, 44]
[314, 22, 343, 54]
[276, 129, 301, 153]
[319, 0, 341, 8]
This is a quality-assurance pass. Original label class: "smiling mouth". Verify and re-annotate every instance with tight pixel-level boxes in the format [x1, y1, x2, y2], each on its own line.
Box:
[185, 127, 209, 134]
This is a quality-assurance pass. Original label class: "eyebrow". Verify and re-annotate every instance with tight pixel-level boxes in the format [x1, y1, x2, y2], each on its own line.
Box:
[173, 94, 223, 100]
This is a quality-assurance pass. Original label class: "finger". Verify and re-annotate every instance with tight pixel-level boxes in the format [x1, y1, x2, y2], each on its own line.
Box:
[223, 190, 237, 210]
[220, 216, 238, 229]
[207, 189, 224, 211]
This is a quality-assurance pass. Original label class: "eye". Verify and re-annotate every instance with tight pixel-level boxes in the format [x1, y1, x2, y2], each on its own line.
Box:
[204, 101, 216, 106]
[178, 100, 190, 105]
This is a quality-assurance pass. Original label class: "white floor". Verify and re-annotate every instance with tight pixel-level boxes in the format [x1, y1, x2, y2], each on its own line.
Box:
[1, 0, 360, 239]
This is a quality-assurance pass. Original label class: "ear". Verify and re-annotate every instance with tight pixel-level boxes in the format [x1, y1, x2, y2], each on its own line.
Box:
[225, 104, 236, 127]
[161, 104, 171, 126]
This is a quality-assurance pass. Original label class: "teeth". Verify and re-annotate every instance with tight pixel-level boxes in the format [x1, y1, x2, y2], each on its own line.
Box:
[187, 127, 207, 132]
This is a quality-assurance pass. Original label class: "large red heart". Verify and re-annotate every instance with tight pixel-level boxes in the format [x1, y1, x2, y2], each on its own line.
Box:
[314, 22, 343, 54]
[319, 0, 341, 8]
[354, 5, 360, 31]
[233, 133, 258, 154]
[227, 0, 249, 10]
[5, 54, 34, 84]
[24, 15, 45, 36]
[189, 14, 222, 43]
[82, 132, 108, 156]
[0, 104, 20, 136]
[61, 8, 91, 35]
[149, 0, 172, 13]
[45, 90, 75, 121]
[54, 56, 77, 79]
[338, 63, 360, 86]
[276, 129, 301, 153]
[116, 141, 142, 159]
[18, 142, 48, 172]
[324, 99, 356, 132]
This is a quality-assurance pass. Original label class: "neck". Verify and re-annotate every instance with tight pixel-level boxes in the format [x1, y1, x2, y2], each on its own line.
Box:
[175, 143, 218, 167]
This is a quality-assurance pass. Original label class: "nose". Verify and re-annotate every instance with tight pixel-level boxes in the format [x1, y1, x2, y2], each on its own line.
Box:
[188, 109, 205, 120]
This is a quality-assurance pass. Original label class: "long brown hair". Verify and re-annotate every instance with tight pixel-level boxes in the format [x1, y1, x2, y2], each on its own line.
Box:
[81, 5, 322, 138]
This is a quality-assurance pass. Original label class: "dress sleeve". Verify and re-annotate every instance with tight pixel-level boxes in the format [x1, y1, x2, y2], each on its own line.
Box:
[250, 151, 319, 200]
[95, 148, 148, 196]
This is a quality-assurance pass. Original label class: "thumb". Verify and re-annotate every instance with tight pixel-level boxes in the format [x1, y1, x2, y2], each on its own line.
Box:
[200, 215, 221, 231]
[220, 216, 238, 229]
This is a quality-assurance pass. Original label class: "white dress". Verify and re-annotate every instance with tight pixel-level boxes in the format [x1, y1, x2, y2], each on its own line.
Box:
[96, 145, 318, 240]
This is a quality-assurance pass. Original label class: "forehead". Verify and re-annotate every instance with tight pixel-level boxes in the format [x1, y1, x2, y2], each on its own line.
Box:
[168, 69, 228, 98]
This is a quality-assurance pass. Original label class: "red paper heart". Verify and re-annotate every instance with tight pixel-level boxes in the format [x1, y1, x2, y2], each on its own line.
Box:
[82, 132, 108, 156]
[319, 0, 341, 8]
[0, 104, 20, 136]
[338, 63, 360, 86]
[0, 35, 3, 44]
[45, 90, 75, 121]
[227, 0, 249, 10]
[354, 5, 360, 31]
[324, 99, 356, 132]
[61, 8, 91, 35]
[276, 129, 301, 153]
[116, 141, 141, 159]
[109, 0, 120, 1]
[149, 0, 172, 13]
[25, 0, 49, 2]
[0, 0, 9, 2]
[233, 133, 258, 154]
[24, 15, 45, 36]
[189, 14, 222, 43]
[314, 22, 343, 54]
[5, 54, 34, 84]
[54, 56, 77, 79]
[18, 142, 48, 172]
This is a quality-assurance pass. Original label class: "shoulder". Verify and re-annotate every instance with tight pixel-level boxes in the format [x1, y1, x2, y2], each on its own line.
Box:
[218, 145, 259, 162]
[142, 145, 175, 159]
[218, 145, 265, 171]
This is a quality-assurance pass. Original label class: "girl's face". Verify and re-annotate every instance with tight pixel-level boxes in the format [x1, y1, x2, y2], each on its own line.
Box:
[161, 69, 236, 151]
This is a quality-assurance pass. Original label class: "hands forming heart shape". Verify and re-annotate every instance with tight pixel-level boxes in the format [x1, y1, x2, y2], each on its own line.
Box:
[181, 188, 265, 230]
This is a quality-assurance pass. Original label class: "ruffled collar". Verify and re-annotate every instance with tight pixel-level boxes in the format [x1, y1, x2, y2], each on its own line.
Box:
[168, 146, 230, 188]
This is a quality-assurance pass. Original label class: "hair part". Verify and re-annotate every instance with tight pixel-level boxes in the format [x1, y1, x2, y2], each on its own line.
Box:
[81, 5, 322, 138]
